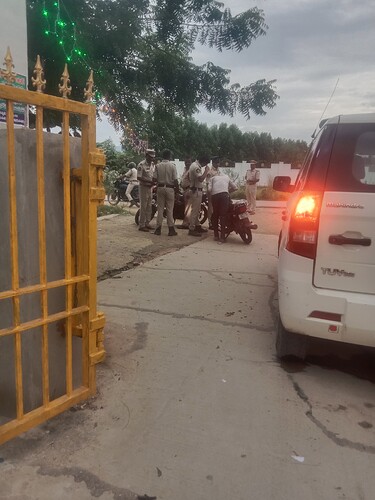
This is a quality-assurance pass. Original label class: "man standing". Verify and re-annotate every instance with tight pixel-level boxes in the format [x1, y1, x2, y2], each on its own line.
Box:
[209, 171, 237, 243]
[176, 156, 192, 229]
[245, 160, 260, 214]
[188, 154, 210, 237]
[137, 149, 156, 231]
[124, 161, 139, 207]
[153, 149, 178, 236]
[206, 156, 220, 229]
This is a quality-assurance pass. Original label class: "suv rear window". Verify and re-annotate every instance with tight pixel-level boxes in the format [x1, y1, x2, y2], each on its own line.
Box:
[325, 123, 375, 192]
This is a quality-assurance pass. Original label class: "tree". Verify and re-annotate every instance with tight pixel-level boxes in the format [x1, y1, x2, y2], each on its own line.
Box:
[26, 0, 278, 135]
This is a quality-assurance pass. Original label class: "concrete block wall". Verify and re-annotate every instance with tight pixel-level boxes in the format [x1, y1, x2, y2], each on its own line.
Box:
[0, 130, 82, 421]
[173, 160, 300, 187]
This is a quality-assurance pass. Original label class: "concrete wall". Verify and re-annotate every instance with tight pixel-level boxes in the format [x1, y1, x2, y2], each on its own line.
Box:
[0, 130, 82, 421]
[173, 160, 300, 187]
[0, 0, 28, 80]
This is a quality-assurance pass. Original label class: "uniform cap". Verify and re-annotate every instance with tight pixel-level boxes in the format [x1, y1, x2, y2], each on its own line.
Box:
[146, 148, 156, 157]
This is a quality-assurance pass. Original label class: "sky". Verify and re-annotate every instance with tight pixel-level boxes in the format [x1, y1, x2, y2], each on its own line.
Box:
[96, 0, 375, 146]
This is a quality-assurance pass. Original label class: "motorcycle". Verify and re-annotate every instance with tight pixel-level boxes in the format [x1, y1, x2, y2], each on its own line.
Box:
[107, 178, 140, 206]
[218, 199, 257, 244]
[135, 188, 208, 226]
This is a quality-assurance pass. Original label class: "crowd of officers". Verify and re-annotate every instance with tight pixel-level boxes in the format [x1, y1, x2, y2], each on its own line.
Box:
[133, 148, 260, 242]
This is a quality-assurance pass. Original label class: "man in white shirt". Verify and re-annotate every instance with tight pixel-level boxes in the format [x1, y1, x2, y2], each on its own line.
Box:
[245, 160, 260, 214]
[124, 162, 139, 207]
[208, 171, 237, 243]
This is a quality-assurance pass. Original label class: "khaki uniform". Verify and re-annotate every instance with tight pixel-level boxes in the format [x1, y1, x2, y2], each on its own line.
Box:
[245, 168, 260, 212]
[137, 159, 155, 228]
[153, 160, 178, 228]
[180, 169, 192, 226]
[188, 161, 205, 231]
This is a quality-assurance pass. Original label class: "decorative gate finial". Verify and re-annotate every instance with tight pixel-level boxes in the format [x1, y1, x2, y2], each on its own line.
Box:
[1, 46, 17, 85]
[58, 63, 72, 98]
[84, 70, 94, 103]
[31, 55, 46, 93]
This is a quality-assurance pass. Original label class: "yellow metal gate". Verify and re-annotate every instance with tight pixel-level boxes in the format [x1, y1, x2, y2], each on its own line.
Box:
[0, 50, 105, 445]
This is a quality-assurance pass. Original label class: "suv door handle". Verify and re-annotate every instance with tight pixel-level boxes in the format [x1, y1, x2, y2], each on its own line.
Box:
[329, 234, 372, 246]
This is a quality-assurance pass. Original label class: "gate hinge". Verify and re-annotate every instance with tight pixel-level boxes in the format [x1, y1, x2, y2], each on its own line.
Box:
[89, 148, 106, 204]
[89, 312, 106, 365]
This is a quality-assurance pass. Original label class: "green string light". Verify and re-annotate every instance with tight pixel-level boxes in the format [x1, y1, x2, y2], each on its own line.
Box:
[41, 0, 89, 65]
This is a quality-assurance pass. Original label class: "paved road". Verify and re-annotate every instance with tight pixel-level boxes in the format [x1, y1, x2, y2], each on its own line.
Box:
[1, 209, 375, 500]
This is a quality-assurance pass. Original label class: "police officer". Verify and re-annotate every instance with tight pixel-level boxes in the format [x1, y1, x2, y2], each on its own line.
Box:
[206, 156, 220, 229]
[188, 154, 210, 236]
[245, 160, 260, 214]
[176, 156, 192, 229]
[153, 149, 179, 236]
[137, 149, 156, 231]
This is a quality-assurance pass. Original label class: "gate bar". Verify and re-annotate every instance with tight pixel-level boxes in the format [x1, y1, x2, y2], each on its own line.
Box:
[36, 105, 50, 406]
[62, 110, 73, 396]
[7, 100, 23, 418]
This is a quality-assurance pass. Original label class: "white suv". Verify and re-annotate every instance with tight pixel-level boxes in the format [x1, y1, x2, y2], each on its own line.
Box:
[273, 113, 375, 359]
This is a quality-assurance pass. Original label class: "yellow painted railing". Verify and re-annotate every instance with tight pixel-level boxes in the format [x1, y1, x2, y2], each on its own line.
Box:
[0, 48, 105, 445]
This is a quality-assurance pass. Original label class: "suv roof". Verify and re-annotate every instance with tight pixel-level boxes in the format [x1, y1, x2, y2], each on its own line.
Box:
[323, 113, 375, 126]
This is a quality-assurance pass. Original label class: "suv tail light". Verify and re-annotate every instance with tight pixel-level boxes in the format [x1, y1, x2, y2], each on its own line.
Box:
[286, 192, 322, 259]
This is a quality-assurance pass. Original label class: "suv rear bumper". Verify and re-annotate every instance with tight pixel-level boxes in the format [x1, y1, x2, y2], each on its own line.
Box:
[278, 250, 375, 347]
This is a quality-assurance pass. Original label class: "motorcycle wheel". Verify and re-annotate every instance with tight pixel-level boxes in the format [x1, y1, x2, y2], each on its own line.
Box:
[135, 205, 157, 226]
[217, 220, 229, 240]
[107, 191, 120, 206]
[198, 204, 208, 225]
[239, 228, 252, 245]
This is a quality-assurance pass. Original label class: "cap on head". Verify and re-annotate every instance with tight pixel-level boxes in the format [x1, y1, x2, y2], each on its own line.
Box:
[249, 159, 257, 165]
[146, 148, 156, 158]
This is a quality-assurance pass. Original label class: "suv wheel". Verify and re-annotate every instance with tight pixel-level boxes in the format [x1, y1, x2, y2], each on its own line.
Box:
[276, 315, 309, 360]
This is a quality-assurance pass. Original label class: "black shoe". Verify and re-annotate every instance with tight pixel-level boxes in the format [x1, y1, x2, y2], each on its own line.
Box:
[168, 227, 177, 236]
[139, 227, 149, 232]
[154, 226, 161, 235]
[176, 224, 189, 229]
[188, 230, 202, 237]
[145, 224, 153, 230]
[195, 226, 208, 233]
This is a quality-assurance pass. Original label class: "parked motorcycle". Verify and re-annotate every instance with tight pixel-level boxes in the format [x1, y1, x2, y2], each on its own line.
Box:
[218, 200, 257, 244]
[107, 178, 140, 206]
[135, 188, 208, 226]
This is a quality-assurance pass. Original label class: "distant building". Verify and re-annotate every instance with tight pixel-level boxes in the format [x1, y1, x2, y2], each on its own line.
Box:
[173, 159, 300, 187]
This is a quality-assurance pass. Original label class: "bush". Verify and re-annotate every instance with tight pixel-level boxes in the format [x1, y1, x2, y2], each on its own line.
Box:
[97, 205, 131, 217]
[230, 185, 290, 201]
[257, 187, 290, 201]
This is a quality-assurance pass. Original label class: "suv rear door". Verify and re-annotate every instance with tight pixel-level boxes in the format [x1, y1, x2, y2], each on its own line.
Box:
[313, 120, 375, 294]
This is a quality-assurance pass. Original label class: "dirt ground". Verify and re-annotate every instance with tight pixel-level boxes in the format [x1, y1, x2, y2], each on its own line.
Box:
[97, 204, 284, 279]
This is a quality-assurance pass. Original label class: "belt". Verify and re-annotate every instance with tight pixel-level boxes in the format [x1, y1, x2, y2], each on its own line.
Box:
[191, 187, 203, 192]
[158, 183, 175, 188]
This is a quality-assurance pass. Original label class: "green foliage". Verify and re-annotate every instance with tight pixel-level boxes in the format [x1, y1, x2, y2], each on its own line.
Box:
[230, 186, 290, 201]
[27, 0, 278, 133]
[97, 204, 130, 217]
[97, 139, 141, 192]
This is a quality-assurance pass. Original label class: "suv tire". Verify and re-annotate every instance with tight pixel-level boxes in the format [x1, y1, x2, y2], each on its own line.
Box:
[276, 315, 309, 360]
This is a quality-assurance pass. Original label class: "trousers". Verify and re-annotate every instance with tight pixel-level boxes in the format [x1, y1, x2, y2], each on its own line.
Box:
[156, 187, 175, 228]
[139, 184, 153, 228]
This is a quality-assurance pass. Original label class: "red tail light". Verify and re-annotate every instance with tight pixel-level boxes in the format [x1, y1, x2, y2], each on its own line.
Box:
[286, 192, 322, 259]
